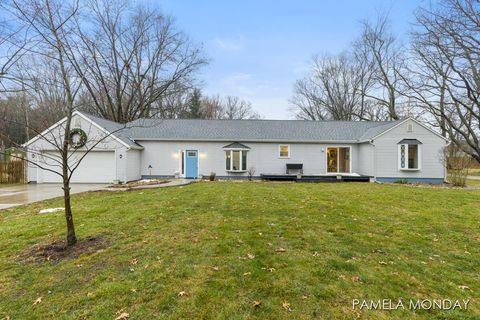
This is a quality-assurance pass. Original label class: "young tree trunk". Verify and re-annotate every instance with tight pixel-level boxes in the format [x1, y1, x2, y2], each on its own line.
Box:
[62, 111, 76, 246]
[63, 178, 76, 246]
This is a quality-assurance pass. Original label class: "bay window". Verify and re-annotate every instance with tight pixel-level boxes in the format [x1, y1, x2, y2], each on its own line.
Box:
[223, 142, 250, 172]
[398, 139, 422, 170]
[225, 150, 248, 171]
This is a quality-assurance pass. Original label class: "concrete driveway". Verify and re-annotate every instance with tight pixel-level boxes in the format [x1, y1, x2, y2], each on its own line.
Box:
[0, 184, 108, 210]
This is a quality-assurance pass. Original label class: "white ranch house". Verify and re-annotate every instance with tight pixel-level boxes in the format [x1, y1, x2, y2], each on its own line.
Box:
[25, 111, 449, 184]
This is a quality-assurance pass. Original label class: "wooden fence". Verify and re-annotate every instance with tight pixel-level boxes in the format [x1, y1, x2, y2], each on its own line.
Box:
[0, 160, 26, 184]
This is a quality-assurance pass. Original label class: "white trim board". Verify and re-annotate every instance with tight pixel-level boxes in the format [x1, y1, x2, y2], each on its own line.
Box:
[368, 118, 449, 142]
[23, 111, 132, 150]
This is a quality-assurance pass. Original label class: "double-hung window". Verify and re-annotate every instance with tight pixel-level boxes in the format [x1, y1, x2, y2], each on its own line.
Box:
[279, 145, 290, 158]
[398, 139, 422, 170]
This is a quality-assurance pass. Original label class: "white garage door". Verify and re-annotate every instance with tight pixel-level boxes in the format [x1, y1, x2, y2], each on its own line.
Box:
[40, 151, 115, 183]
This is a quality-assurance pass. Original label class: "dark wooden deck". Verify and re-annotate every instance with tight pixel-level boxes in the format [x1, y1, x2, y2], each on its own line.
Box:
[260, 174, 371, 183]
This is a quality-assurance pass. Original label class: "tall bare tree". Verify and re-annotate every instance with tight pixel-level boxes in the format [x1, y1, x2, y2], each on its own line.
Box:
[356, 12, 405, 120]
[72, 0, 206, 123]
[407, 0, 480, 161]
[290, 54, 364, 120]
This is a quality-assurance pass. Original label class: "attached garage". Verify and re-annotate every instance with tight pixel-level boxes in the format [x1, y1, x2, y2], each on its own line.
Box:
[39, 151, 116, 183]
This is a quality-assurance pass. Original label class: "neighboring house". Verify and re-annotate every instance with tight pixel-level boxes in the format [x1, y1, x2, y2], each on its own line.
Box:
[24, 111, 449, 184]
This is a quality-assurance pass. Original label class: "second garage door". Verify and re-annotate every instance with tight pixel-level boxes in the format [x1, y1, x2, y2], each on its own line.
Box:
[40, 151, 115, 183]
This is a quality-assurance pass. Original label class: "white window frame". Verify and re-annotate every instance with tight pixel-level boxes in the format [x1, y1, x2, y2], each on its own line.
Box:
[325, 146, 352, 174]
[398, 144, 421, 171]
[225, 149, 248, 172]
[278, 144, 290, 158]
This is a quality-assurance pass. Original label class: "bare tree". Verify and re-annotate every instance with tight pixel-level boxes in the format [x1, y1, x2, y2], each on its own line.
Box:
[0, 0, 152, 247]
[408, 0, 480, 162]
[290, 54, 364, 120]
[222, 96, 260, 120]
[356, 12, 405, 120]
[72, 0, 206, 123]
[201, 94, 225, 119]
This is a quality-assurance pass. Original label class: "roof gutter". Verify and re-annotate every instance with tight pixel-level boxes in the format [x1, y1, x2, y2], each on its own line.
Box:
[131, 138, 362, 144]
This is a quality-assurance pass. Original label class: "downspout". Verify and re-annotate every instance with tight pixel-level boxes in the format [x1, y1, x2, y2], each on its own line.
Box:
[369, 140, 376, 182]
[444, 140, 451, 183]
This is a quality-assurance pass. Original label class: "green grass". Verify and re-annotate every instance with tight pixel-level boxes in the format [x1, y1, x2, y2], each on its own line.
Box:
[466, 179, 480, 186]
[468, 168, 480, 176]
[0, 182, 479, 319]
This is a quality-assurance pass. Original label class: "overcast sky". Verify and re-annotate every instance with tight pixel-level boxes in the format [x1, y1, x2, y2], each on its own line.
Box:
[148, 0, 422, 119]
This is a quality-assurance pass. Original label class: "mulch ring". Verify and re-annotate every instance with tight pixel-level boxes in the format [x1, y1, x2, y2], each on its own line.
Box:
[18, 235, 110, 264]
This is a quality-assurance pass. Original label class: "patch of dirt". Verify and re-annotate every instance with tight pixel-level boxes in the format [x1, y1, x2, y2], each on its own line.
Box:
[19, 235, 110, 264]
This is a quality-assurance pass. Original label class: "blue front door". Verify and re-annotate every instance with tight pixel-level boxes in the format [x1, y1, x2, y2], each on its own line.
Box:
[185, 150, 198, 179]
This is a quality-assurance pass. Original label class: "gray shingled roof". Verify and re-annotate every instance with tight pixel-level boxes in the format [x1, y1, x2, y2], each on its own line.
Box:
[125, 118, 402, 142]
[81, 112, 403, 145]
[223, 142, 251, 149]
[82, 113, 143, 149]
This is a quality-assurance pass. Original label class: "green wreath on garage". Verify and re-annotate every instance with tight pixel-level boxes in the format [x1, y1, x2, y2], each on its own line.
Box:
[69, 128, 87, 149]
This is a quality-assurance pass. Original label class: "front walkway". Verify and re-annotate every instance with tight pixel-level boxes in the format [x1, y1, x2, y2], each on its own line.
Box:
[104, 179, 194, 191]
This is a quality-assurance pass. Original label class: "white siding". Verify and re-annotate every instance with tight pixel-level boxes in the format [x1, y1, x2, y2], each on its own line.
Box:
[26, 114, 125, 183]
[357, 143, 375, 176]
[125, 149, 141, 182]
[137, 141, 360, 177]
[373, 119, 447, 179]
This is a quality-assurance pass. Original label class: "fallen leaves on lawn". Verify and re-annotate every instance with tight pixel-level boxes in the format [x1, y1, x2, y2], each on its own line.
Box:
[115, 312, 129, 320]
[312, 251, 320, 257]
[282, 301, 292, 312]
[247, 253, 255, 259]
[302, 295, 308, 300]
[212, 266, 219, 271]
[458, 285, 470, 290]
[275, 248, 286, 252]
[252, 300, 262, 308]
[130, 288, 137, 293]
[243, 272, 251, 276]
[178, 291, 187, 297]
[267, 267, 275, 272]
[130, 258, 138, 265]
[144, 264, 149, 269]
[0, 316, 10, 320]
[351, 276, 361, 282]
[87, 292, 94, 297]
[32, 297, 42, 306]
[379, 261, 387, 265]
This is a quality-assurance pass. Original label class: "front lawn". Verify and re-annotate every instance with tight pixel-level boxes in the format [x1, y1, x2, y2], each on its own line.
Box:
[0, 182, 479, 319]
[468, 168, 480, 176]
[467, 179, 480, 186]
